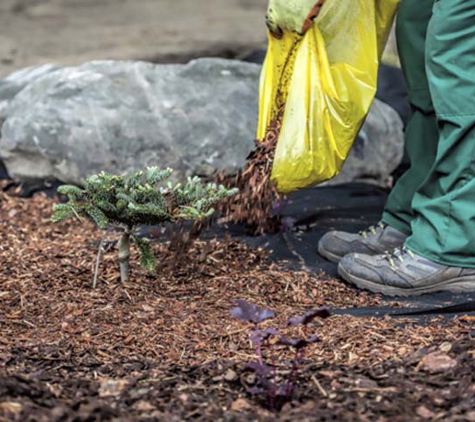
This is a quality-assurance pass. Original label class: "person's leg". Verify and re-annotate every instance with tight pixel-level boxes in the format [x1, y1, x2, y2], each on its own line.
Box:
[338, 0, 475, 296]
[381, 0, 438, 235]
[406, 0, 475, 266]
[317, 0, 436, 263]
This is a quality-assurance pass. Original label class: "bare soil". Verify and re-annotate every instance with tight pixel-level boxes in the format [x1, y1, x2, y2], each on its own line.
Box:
[1, 183, 475, 421]
[0, 0, 268, 79]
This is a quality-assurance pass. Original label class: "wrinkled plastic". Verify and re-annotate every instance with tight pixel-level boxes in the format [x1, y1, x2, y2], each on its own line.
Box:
[257, 0, 399, 194]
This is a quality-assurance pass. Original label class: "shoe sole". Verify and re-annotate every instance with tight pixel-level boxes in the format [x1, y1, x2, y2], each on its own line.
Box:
[338, 265, 475, 297]
[317, 243, 343, 264]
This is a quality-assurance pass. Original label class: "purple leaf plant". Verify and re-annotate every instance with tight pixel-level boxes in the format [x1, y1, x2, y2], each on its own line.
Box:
[231, 299, 275, 324]
[230, 299, 331, 412]
[287, 307, 331, 327]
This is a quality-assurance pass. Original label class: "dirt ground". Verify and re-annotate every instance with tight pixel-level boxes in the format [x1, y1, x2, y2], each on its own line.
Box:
[1, 183, 475, 421]
[0, 0, 268, 79]
[0, 0, 401, 81]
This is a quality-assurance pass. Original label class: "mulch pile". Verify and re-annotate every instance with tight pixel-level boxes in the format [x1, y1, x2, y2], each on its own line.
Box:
[1, 184, 475, 421]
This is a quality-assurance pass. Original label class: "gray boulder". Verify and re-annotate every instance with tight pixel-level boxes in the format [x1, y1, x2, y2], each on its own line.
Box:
[0, 59, 259, 183]
[0, 64, 60, 124]
[330, 99, 404, 187]
[0, 58, 404, 188]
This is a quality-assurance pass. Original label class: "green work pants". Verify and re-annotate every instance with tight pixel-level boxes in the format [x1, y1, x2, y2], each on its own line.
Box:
[382, 0, 475, 267]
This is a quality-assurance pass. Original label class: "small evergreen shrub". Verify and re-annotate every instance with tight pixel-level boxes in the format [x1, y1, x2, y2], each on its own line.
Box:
[52, 167, 237, 283]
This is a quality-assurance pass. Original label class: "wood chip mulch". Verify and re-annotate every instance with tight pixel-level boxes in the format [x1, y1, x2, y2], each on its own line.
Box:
[216, 108, 284, 235]
[1, 184, 475, 421]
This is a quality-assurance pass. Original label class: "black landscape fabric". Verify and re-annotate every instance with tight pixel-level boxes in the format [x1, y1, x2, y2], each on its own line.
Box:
[223, 183, 475, 318]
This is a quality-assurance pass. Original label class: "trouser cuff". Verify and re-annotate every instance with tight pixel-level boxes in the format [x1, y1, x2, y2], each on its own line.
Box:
[381, 211, 412, 236]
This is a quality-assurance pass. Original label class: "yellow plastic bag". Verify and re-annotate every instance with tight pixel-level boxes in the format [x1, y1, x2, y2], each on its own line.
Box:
[257, 0, 399, 194]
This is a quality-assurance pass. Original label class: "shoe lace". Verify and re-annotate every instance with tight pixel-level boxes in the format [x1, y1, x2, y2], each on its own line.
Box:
[383, 246, 415, 268]
[359, 222, 386, 239]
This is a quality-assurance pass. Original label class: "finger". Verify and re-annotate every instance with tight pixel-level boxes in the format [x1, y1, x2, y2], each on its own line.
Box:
[269, 25, 284, 39]
[266, 13, 284, 39]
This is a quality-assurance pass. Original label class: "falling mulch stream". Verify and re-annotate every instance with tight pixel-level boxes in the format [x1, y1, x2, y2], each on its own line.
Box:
[1, 183, 475, 421]
[216, 107, 285, 235]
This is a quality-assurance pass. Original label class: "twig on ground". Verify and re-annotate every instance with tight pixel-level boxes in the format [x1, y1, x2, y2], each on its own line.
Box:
[311, 375, 328, 397]
[93, 231, 106, 289]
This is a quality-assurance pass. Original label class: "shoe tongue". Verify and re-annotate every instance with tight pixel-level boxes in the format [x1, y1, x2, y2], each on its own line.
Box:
[372, 224, 385, 236]
[359, 222, 386, 237]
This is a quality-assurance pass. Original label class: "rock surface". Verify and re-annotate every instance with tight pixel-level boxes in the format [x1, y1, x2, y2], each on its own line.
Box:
[0, 59, 404, 188]
[0, 64, 60, 125]
[0, 59, 259, 183]
[329, 99, 404, 187]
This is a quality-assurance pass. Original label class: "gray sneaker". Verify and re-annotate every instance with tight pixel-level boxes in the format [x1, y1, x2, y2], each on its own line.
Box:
[338, 247, 475, 297]
[317, 222, 408, 263]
